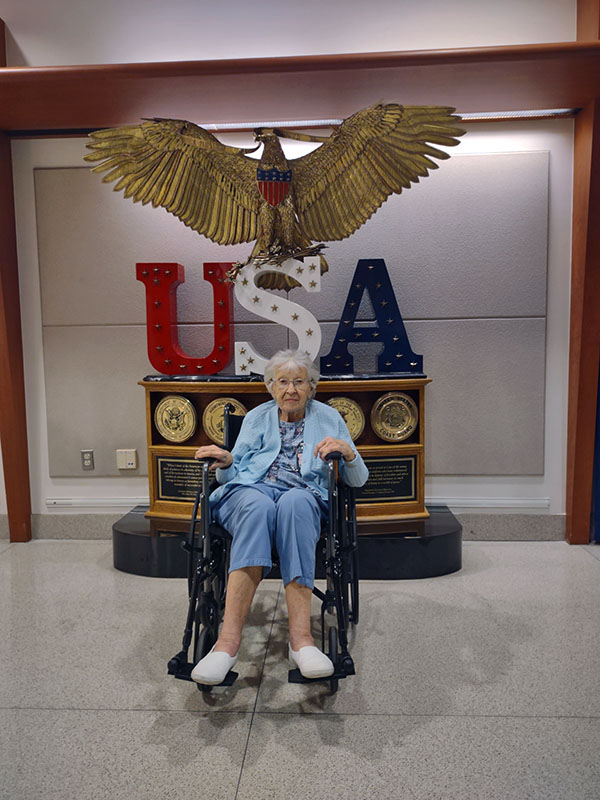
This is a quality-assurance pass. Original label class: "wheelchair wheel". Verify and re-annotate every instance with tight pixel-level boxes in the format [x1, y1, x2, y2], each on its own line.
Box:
[328, 626, 339, 694]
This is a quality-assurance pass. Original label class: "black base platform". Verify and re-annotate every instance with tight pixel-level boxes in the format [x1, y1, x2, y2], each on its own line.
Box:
[112, 505, 461, 580]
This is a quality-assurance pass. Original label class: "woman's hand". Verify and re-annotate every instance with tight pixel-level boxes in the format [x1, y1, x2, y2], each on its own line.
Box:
[313, 437, 356, 463]
[194, 445, 233, 469]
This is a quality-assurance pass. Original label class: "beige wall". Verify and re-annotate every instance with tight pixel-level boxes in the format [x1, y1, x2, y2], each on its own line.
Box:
[3, 0, 576, 67]
[13, 120, 573, 515]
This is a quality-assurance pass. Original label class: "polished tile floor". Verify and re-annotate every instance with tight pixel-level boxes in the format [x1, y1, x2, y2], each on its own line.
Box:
[1, 539, 599, 800]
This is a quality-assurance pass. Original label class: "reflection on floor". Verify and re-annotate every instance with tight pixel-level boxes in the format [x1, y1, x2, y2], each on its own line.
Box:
[1, 540, 599, 800]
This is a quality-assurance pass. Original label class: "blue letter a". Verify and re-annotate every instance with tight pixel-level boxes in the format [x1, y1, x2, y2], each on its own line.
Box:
[320, 259, 423, 375]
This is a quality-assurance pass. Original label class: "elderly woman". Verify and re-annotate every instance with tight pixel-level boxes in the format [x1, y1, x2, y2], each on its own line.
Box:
[191, 349, 369, 685]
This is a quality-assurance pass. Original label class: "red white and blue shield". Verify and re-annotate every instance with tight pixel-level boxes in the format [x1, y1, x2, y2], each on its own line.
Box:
[256, 168, 292, 207]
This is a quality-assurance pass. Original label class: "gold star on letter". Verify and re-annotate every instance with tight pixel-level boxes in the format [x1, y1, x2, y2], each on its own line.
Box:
[291, 313, 299, 321]
[309, 280, 317, 288]
[309, 263, 317, 271]
[240, 363, 247, 371]
[239, 347, 246, 354]
[296, 267, 304, 274]
[306, 329, 313, 336]
[271, 304, 278, 312]
[241, 278, 248, 286]
[248, 357, 254, 364]
[252, 296, 260, 303]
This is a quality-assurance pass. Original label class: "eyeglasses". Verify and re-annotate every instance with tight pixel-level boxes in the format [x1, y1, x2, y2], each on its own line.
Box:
[273, 378, 310, 389]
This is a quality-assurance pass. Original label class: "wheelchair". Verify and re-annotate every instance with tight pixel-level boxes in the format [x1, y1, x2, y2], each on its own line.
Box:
[167, 406, 360, 693]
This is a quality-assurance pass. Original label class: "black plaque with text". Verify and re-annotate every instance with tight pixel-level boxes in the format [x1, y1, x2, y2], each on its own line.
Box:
[355, 455, 417, 503]
[157, 457, 202, 502]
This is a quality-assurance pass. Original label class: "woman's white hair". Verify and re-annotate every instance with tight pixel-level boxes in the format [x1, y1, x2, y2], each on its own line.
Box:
[264, 349, 320, 399]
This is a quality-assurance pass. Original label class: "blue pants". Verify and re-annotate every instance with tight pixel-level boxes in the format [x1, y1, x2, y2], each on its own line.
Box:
[213, 482, 327, 589]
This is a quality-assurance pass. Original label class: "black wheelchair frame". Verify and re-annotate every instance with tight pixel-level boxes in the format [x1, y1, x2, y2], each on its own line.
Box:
[168, 408, 360, 693]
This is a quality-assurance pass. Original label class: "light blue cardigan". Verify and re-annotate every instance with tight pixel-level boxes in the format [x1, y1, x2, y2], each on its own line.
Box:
[211, 399, 369, 505]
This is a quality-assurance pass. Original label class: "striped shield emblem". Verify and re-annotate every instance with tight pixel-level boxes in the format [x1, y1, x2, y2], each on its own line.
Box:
[256, 168, 292, 207]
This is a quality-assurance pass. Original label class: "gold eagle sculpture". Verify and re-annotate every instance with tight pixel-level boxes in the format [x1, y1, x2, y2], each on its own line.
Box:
[85, 103, 465, 290]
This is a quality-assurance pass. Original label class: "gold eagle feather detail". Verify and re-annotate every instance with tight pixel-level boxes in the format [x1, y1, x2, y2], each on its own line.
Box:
[85, 103, 465, 289]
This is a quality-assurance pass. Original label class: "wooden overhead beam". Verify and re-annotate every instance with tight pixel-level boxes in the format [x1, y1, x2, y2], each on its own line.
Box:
[0, 132, 32, 542]
[1, 42, 600, 132]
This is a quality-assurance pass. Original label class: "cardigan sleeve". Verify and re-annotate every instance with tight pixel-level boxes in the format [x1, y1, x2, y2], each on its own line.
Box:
[215, 406, 264, 484]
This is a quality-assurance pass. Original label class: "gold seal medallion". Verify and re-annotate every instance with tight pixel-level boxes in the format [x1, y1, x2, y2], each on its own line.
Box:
[371, 392, 419, 442]
[154, 395, 197, 443]
[202, 397, 248, 445]
[327, 396, 365, 441]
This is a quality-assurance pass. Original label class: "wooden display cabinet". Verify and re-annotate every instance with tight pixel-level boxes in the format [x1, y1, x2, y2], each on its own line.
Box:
[140, 376, 430, 524]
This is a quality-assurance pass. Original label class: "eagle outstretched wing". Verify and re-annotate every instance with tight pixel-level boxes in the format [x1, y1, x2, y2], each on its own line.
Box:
[290, 104, 465, 241]
[84, 119, 261, 246]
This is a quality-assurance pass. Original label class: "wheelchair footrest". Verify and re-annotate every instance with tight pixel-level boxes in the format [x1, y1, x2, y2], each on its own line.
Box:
[287, 661, 355, 684]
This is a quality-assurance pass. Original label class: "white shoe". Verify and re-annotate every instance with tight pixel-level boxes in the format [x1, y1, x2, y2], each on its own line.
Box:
[191, 646, 238, 685]
[289, 644, 334, 679]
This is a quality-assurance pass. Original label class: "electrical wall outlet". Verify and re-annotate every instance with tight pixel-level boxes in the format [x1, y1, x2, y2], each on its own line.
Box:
[116, 449, 137, 470]
[81, 449, 94, 470]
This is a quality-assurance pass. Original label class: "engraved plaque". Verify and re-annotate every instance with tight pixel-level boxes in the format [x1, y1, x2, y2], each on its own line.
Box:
[156, 456, 202, 502]
[154, 395, 197, 443]
[371, 392, 418, 442]
[327, 396, 365, 441]
[355, 455, 417, 503]
[202, 397, 247, 445]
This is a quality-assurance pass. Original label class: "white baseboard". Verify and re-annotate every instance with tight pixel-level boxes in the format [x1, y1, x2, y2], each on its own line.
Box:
[44, 495, 551, 513]
[45, 496, 149, 510]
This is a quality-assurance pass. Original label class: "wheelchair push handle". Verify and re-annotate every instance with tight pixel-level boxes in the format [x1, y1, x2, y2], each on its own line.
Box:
[196, 456, 218, 466]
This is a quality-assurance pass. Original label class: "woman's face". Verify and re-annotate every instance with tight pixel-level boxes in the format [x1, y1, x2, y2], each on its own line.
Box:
[271, 365, 312, 421]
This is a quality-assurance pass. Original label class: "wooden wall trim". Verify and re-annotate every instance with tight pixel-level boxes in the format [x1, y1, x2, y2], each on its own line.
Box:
[0, 40, 599, 80]
[578, 0, 600, 39]
[0, 19, 6, 68]
[0, 132, 31, 542]
[566, 98, 600, 544]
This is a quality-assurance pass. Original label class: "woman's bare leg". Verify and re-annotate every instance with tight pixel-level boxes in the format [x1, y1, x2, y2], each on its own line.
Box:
[213, 566, 262, 656]
[285, 579, 314, 651]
